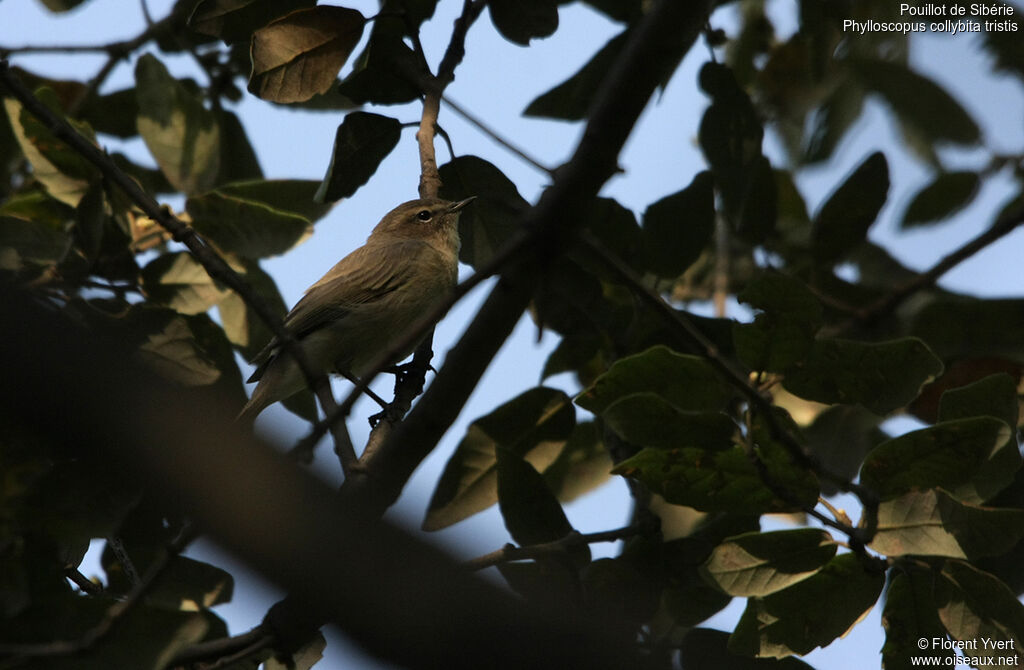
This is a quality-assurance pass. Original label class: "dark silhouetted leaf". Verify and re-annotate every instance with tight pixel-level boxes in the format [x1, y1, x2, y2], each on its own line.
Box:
[804, 405, 885, 496]
[524, 30, 628, 120]
[217, 179, 332, 223]
[860, 417, 1011, 502]
[901, 171, 980, 229]
[702, 528, 837, 597]
[734, 272, 822, 372]
[850, 59, 981, 147]
[911, 298, 1024, 361]
[424, 388, 575, 531]
[337, 11, 420, 105]
[489, 0, 559, 45]
[135, 54, 221, 195]
[881, 569, 950, 670]
[810, 151, 888, 265]
[803, 82, 864, 164]
[601, 394, 737, 452]
[496, 448, 586, 568]
[641, 171, 715, 278]
[78, 88, 140, 139]
[782, 336, 942, 415]
[216, 109, 264, 184]
[541, 421, 612, 503]
[189, 0, 317, 44]
[314, 112, 402, 203]
[248, 6, 365, 103]
[0, 215, 71, 272]
[729, 554, 885, 658]
[680, 628, 816, 669]
[438, 155, 530, 268]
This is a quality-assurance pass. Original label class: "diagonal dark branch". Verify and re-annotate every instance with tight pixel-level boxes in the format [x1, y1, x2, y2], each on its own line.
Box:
[0, 59, 356, 462]
[836, 199, 1024, 334]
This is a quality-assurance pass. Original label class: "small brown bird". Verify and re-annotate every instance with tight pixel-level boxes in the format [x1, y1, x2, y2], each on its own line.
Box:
[237, 197, 474, 422]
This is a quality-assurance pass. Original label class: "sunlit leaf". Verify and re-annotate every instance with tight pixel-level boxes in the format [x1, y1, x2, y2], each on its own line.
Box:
[870, 488, 1024, 559]
[701, 528, 837, 597]
[186, 191, 312, 259]
[729, 554, 885, 658]
[135, 54, 220, 195]
[189, 0, 317, 44]
[141, 252, 231, 315]
[248, 6, 365, 103]
[935, 561, 1024, 662]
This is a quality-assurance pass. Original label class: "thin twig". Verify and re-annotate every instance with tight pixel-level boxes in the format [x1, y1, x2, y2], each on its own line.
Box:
[833, 200, 1024, 335]
[442, 94, 554, 176]
[170, 626, 273, 667]
[0, 60, 354, 469]
[466, 525, 646, 571]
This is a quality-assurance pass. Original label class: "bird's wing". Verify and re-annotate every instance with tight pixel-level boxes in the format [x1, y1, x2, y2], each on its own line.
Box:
[247, 241, 425, 373]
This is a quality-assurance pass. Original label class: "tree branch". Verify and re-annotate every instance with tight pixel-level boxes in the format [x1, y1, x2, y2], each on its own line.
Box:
[339, 0, 718, 516]
[466, 525, 647, 571]
[0, 59, 356, 469]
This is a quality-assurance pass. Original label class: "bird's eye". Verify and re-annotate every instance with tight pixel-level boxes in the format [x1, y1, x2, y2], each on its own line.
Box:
[416, 210, 432, 221]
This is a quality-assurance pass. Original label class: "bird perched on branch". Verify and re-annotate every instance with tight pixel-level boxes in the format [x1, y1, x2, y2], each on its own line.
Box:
[237, 197, 475, 422]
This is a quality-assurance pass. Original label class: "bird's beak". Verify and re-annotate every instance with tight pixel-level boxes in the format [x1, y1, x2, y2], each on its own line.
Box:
[448, 196, 476, 213]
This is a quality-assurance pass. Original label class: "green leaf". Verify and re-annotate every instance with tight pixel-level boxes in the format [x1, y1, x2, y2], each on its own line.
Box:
[314, 112, 402, 203]
[579, 197, 643, 275]
[424, 388, 575, 531]
[248, 6, 365, 103]
[188, 0, 317, 44]
[935, 561, 1024, 662]
[576, 345, 730, 415]
[641, 171, 715, 278]
[4, 91, 97, 207]
[979, 6, 1024, 80]
[136, 314, 225, 387]
[612, 440, 818, 515]
[860, 417, 1012, 502]
[810, 151, 888, 265]
[849, 59, 981, 147]
[938, 373, 1021, 502]
[186, 191, 312, 259]
[524, 30, 628, 120]
[911, 297, 1024, 360]
[728, 553, 885, 658]
[702, 529, 838, 597]
[78, 87, 140, 139]
[215, 179, 332, 223]
[496, 448, 588, 568]
[135, 54, 221, 195]
[0, 214, 71, 272]
[881, 569, 950, 670]
[438, 155, 530, 268]
[680, 628, 817, 669]
[733, 272, 823, 372]
[698, 62, 776, 243]
[541, 421, 612, 503]
[218, 259, 288, 360]
[900, 171, 980, 229]
[141, 252, 231, 315]
[870, 488, 1024, 559]
[601, 394, 737, 452]
[782, 336, 943, 415]
[489, 0, 558, 45]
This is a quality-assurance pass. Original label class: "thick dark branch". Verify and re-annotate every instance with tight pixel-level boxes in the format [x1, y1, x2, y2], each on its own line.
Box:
[340, 0, 718, 516]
